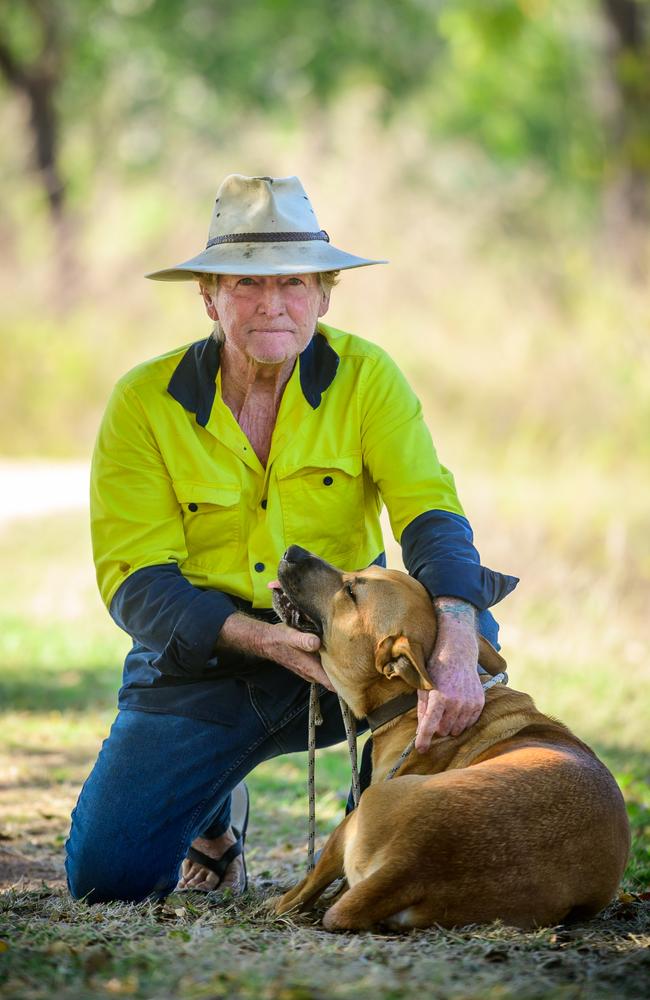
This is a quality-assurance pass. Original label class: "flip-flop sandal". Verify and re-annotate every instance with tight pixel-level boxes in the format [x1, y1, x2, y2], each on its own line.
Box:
[186, 781, 249, 892]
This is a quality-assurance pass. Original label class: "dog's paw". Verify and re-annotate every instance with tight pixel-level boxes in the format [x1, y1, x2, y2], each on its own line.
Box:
[274, 892, 301, 916]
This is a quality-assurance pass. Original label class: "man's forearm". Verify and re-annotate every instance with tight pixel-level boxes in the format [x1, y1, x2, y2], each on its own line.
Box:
[434, 596, 476, 644]
[415, 596, 483, 748]
[217, 611, 271, 658]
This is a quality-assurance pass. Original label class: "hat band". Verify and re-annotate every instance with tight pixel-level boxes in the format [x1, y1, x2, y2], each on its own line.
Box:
[206, 230, 330, 249]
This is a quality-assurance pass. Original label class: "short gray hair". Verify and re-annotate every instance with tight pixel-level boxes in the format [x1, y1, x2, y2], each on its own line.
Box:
[195, 271, 340, 295]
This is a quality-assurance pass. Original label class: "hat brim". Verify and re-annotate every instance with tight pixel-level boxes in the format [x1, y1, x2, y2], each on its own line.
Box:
[145, 240, 387, 281]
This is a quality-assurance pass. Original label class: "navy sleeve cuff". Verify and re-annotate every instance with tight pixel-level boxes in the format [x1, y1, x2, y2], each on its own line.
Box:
[110, 564, 237, 677]
[401, 510, 519, 611]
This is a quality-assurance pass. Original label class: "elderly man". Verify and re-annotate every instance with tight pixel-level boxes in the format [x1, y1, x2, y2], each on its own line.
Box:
[65, 174, 517, 903]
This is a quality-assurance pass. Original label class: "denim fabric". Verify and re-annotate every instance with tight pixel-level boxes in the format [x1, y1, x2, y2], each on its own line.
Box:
[65, 665, 363, 904]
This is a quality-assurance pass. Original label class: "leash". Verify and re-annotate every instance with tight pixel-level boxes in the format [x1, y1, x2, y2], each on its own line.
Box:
[307, 683, 324, 872]
[306, 668, 508, 869]
[307, 684, 361, 872]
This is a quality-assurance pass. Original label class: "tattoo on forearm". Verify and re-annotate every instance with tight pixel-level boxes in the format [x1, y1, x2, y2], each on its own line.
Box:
[433, 598, 478, 628]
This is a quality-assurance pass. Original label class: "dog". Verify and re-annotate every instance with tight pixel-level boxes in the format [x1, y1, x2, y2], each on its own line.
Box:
[271, 545, 630, 931]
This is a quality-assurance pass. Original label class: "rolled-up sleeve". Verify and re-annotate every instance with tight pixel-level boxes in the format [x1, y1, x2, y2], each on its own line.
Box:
[359, 350, 518, 610]
[110, 565, 237, 677]
[401, 510, 518, 610]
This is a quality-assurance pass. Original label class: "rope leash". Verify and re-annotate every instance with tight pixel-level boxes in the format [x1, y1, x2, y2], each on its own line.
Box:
[307, 683, 323, 872]
[338, 695, 361, 809]
[306, 685, 361, 872]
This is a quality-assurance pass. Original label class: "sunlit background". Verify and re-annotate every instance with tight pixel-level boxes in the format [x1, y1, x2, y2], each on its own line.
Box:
[1, 0, 649, 865]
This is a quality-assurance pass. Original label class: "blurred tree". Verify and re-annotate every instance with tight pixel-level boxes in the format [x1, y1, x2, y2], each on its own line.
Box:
[0, 0, 64, 216]
[600, 0, 650, 268]
[0, 0, 648, 265]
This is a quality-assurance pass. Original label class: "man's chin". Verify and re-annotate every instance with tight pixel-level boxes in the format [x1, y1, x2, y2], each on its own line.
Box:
[246, 331, 303, 366]
[247, 351, 294, 366]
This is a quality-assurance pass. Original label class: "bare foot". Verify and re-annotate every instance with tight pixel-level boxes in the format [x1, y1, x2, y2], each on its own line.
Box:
[176, 826, 245, 893]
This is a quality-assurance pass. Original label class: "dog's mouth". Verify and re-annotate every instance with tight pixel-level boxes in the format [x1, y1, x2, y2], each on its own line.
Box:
[269, 580, 322, 636]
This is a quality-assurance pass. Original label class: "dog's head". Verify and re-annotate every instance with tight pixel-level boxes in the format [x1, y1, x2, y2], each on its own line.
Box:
[272, 546, 505, 716]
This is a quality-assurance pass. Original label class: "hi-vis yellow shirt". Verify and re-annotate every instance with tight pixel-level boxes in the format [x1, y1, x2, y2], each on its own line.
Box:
[91, 323, 465, 613]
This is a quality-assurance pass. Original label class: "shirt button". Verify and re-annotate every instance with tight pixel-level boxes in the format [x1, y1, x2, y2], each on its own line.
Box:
[260, 499, 267, 510]
[323, 475, 334, 486]
[254, 562, 265, 573]
[188, 503, 198, 512]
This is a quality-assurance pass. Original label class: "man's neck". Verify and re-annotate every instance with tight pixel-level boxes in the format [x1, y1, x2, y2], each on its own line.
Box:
[220, 341, 295, 421]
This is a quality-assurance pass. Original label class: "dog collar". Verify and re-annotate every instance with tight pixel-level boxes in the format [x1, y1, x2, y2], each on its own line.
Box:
[366, 671, 509, 734]
[366, 692, 418, 733]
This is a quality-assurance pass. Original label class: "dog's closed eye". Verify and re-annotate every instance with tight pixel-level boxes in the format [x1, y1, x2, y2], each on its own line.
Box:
[344, 582, 357, 603]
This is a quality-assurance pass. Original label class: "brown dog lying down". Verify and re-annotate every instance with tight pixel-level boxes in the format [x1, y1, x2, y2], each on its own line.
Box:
[271, 546, 630, 931]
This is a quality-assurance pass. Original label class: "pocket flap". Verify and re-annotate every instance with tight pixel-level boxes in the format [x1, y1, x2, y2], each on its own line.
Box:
[172, 479, 240, 507]
[277, 453, 362, 480]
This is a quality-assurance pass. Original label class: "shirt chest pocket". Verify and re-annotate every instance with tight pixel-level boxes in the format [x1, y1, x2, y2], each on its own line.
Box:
[172, 479, 241, 572]
[276, 454, 365, 567]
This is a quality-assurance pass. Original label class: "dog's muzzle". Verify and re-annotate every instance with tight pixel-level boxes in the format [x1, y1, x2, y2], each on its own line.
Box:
[271, 546, 337, 636]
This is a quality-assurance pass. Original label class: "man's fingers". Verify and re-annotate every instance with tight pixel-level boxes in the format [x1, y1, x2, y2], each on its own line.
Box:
[281, 624, 321, 652]
[448, 709, 476, 737]
[415, 693, 446, 752]
[432, 703, 461, 738]
[289, 651, 333, 690]
[416, 693, 485, 748]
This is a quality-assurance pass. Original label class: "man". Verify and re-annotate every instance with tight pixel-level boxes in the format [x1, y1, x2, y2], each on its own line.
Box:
[65, 174, 517, 902]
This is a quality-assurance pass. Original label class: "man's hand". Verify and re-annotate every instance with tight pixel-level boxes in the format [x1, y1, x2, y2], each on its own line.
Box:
[217, 612, 333, 690]
[415, 597, 483, 753]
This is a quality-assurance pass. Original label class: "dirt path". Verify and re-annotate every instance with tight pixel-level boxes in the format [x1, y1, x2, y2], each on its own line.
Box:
[0, 460, 89, 525]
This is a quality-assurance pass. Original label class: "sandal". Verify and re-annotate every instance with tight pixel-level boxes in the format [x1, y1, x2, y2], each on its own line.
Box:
[185, 781, 250, 893]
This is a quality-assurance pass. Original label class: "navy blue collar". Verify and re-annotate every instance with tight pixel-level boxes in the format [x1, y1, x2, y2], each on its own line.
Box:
[167, 331, 340, 426]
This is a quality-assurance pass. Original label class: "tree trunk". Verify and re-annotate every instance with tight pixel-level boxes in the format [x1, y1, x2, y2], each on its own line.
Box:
[0, 1, 78, 303]
[600, 0, 650, 277]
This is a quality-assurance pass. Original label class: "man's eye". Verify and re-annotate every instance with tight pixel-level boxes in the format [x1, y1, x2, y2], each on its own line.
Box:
[286, 277, 304, 286]
[237, 277, 255, 286]
[344, 583, 356, 603]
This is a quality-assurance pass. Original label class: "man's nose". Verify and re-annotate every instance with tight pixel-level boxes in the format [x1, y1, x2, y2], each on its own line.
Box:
[257, 284, 286, 316]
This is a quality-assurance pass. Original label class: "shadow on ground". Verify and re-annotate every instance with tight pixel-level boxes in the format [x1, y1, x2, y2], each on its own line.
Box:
[0, 663, 122, 712]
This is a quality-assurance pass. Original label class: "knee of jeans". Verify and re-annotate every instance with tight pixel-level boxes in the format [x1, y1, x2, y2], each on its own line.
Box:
[65, 830, 176, 903]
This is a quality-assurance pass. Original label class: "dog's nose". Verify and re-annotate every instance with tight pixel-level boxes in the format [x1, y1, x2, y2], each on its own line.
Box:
[283, 545, 312, 563]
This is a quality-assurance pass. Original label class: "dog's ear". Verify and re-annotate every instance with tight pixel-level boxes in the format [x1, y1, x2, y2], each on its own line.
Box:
[374, 634, 433, 690]
[478, 636, 508, 676]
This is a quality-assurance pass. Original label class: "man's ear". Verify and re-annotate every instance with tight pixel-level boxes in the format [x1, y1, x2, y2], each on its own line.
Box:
[318, 289, 331, 319]
[478, 636, 508, 676]
[374, 634, 433, 690]
[199, 284, 219, 321]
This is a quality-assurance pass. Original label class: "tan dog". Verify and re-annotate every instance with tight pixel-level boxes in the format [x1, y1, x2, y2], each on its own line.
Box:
[272, 546, 630, 931]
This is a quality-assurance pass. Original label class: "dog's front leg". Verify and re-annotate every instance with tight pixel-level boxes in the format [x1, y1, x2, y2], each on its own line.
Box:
[274, 812, 352, 916]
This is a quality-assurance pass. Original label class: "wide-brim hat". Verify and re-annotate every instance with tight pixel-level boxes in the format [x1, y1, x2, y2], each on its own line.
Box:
[146, 174, 386, 281]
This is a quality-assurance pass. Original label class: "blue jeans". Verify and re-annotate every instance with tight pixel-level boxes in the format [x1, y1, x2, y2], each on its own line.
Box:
[65, 668, 359, 903]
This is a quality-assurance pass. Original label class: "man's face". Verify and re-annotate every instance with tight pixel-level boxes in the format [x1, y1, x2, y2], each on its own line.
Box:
[202, 274, 330, 366]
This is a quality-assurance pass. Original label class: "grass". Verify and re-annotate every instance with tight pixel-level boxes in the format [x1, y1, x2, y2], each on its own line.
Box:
[1, 511, 649, 999]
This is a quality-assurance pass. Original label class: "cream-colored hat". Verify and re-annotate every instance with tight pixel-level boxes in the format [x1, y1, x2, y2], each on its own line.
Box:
[146, 174, 386, 281]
